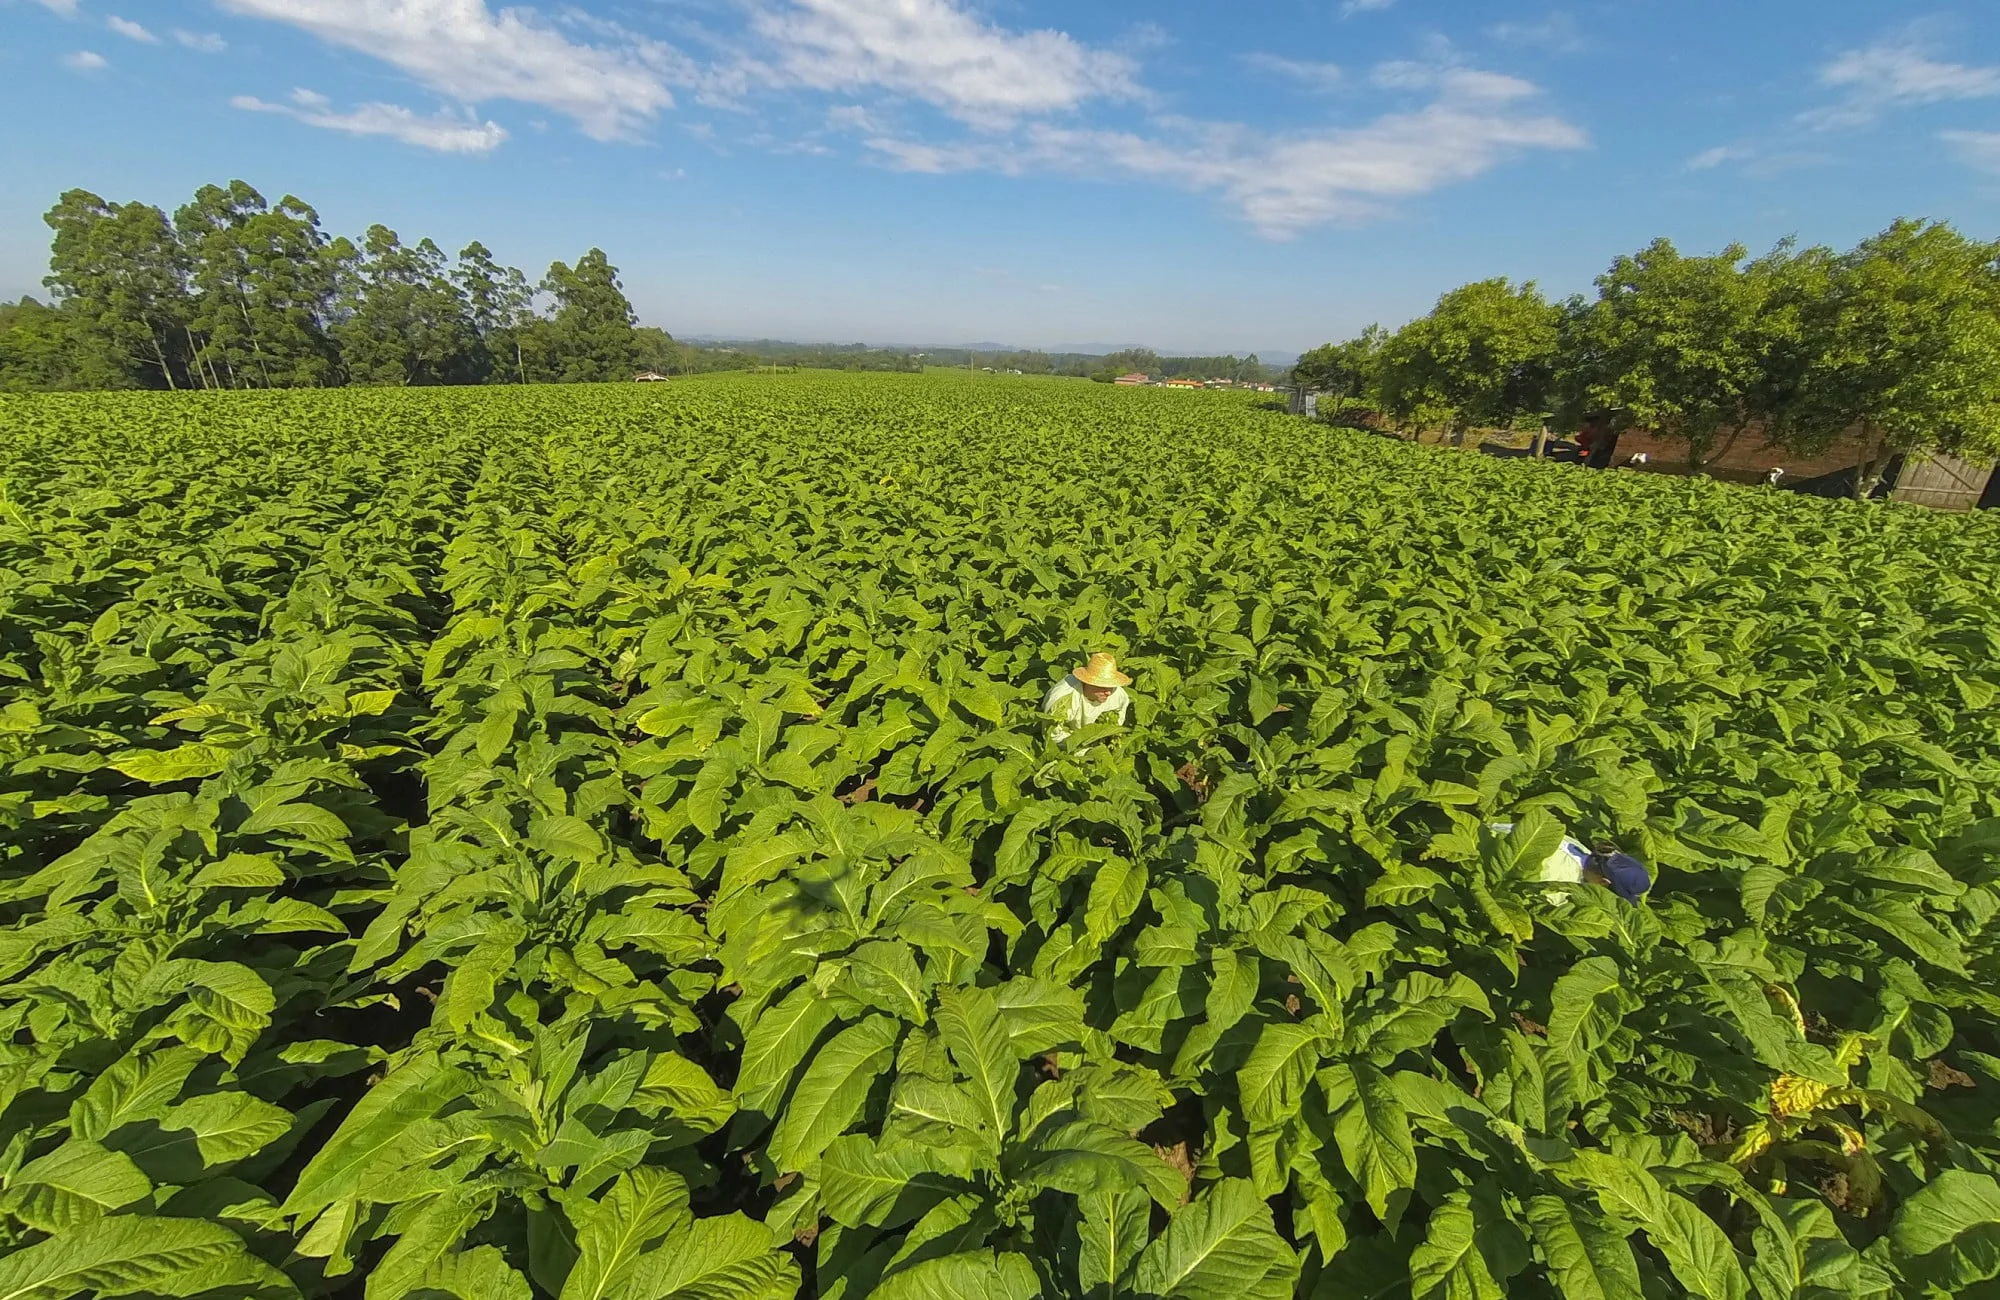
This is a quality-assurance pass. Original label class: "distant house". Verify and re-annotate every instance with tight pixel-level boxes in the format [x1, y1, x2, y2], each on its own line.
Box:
[1113, 372, 1150, 385]
[634, 371, 670, 382]
[1164, 377, 1205, 389]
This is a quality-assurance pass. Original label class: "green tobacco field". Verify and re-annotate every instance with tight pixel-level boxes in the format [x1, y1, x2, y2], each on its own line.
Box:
[2, 373, 1998, 1299]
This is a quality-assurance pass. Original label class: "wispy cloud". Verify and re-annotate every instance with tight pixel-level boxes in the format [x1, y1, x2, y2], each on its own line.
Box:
[173, 29, 227, 53]
[748, 0, 1138, 129]
[200, 0, 1583, 234]
[1800, 31, 2000, 130]
[215, 0, 689, 140]
[856, 62, 1586, 237]
[1688, 144, 1752, 171]
[31, 0, 78, 14]
[232, 88, 509, 153]
[61, 49, 107, 71]
[1341, 0, 1396, 16]
[1488, 13, 1586, 55]
[106, 15, 157, 43]
[1242, 53, 1343, 92]
[1942, 129, 2000, 175]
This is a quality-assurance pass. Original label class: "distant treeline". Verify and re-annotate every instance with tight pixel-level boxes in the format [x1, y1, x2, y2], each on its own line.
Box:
[0, 185, 1283, 394]
[631, 342, 1278, 383]
[0, 181, 713, 392]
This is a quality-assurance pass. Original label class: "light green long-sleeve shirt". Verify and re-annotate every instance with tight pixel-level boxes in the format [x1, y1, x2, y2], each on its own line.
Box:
[1042, 676, 1131, 742]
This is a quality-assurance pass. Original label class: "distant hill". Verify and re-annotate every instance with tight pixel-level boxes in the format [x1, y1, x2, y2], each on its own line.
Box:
[684, 335, 1297, 369]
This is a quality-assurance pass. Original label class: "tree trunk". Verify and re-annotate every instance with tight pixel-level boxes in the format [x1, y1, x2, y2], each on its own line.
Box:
[1708, 422, 1748, 467]
[149, 330, 177, 391]
[237, 294, 272, 388]
[187, 328, 220, 391]
[1531, 426, 1548, 458]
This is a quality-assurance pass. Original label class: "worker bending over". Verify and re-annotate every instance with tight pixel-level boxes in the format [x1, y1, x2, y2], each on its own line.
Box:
[1043, 653, 1132, 743]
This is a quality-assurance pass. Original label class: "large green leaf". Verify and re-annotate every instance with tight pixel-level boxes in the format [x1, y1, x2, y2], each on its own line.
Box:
[108, 745, 232, 784]
[1409, 1191, 1502, 1300]
[1129, 1178, 1299, 1300]
[1239, 1021, 1326, 1129]
[734, 985, 839, 1118]
[1526, 1193, 1642, 1300]
[561, 1168, 694, 1300]
[0, 1214, 265, 1300]
[1020, 1121, 1186, 1210]
[625, 1212, 799, 1299]
[819, 1136, 977, 1229]
[935, 985, 1022, 1143]
[1319, 1061, 1416, 1227]
[238, 800, 352, 845]
[413, 1246, 533, 1300]
[1075, 1185, 1151, 1300]
[0, 1140, 151, 1233]
[868, 1250, 1040, 1300]
[1890, 1170, 2000, 1286]
[1547, 957, 1626, 1070]
[282, 1057, 467, 1218]
[769, 1014, 901, 1171]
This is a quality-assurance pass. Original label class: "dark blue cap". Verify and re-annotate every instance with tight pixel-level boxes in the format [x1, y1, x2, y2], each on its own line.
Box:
[1596, 852, 1652, 902]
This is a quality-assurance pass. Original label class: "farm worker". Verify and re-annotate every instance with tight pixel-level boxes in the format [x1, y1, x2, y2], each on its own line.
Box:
[1491, 823, 1652, 902]
[1043, 653, 1133, 743]
[1538, 837, 1652, 902]
[1575, 416, 1602, 462]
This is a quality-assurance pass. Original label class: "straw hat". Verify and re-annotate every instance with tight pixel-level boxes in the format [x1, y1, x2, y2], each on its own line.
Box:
[1072, 653, 1132, 689]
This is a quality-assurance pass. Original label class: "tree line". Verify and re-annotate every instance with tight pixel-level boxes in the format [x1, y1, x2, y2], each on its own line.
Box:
[0, 180, 684, 392]
[1291, 218, 2000, 497]
[0, 180, 1292, 395]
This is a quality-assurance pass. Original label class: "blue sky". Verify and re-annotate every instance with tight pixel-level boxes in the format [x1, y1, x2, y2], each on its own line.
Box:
[2, 0, 1997, 354]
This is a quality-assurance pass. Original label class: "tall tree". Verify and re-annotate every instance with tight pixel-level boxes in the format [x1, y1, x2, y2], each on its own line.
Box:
[42, 190, 191, 389]
[1379, 280, 1558, 443]
[541, 248, 639, 382]
[335, 226, 476, 386]
[175, 182, 341, 389]
[1774, 220, 2000, 498]
[454, 240, 537, 384]
[1292, 324, 1386, 411]
[1558, 238, 1813, 468]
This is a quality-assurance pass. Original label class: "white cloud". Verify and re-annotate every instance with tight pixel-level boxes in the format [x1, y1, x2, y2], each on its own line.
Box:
[214, 0, 685, 140]
[1488, 13, 1586, 55]
[750, 0, 1137, 128]
[1242, 53, 1343, 92]
[61, 49, 107, 71]
[863, 63, 1586, 237]
[1800, 34, 2000, 129]
[1342, 0, 1396, 16]
[825, 104, 886, 133]
[107, 15, 157, 43]
[1942, 129, 2000, 174]
[232, 88, 509, 153]
[1688, 144, 1752, 171]
[173, 29, 227, 53]
[31, 0, 78, 14]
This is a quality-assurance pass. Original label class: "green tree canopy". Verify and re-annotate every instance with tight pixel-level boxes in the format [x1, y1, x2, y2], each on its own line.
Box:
[1379, 280, 1558, 440]
[334, 226, 478, 387]
[453, 240, 537, 385]
[43, 190, 191, 390]
[1779, 219, 2000, 497]
[542, 248, 640, 383]
[1557, 238, 1816, 467]
[1292, 324, 1386, 408]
